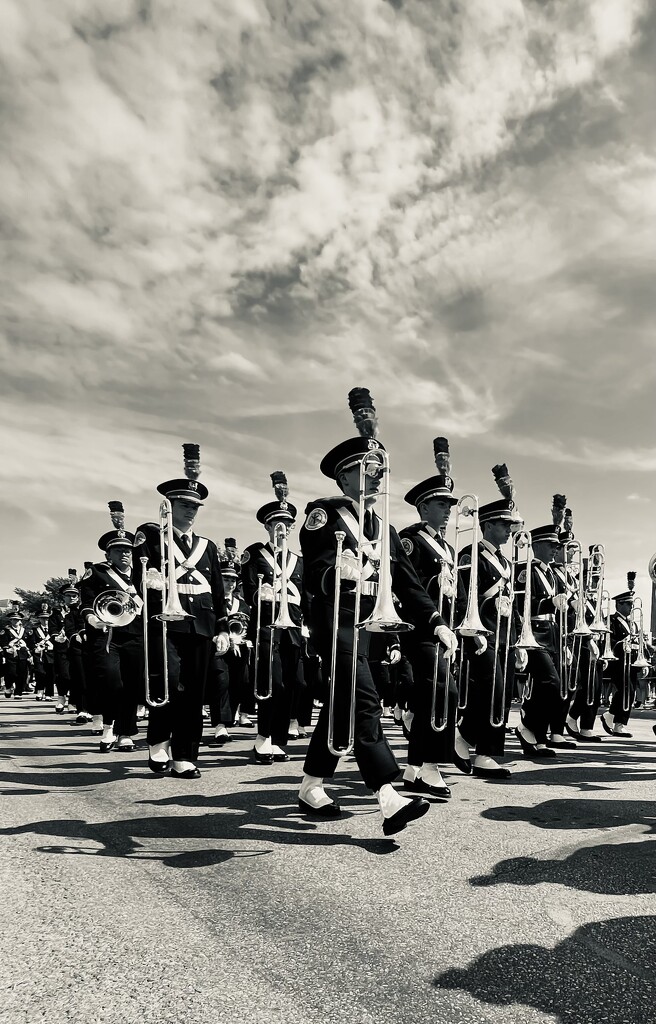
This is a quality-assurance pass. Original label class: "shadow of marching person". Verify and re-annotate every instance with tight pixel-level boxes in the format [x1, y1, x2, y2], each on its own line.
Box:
[434, 915, 656, 1024]
[480, 797, 656, 832]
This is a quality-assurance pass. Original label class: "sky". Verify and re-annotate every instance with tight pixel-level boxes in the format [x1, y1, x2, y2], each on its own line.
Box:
[1, 0, 655, 608]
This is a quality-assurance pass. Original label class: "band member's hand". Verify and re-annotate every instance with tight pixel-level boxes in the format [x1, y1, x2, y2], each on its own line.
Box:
[388, 648, 401, 665]
[566, 648, 573, 666]
[553, 594, 569, 613]
[243, 639, 253, 649]
[259, 584, 275, 602]
[639, 665, 649, 679]
[599, 659, 608, 671]
[515, 648, 528, 671]
[301, 624, 310, 639]
[339, 553, 361, 582]
[214, 632, 230, 655]
[145, 568, 164, 591]
[86, 614, 107, 632]
[434, 625, 458, 658]
[588, 638, 599, 659]
[473, 635, 488, 656]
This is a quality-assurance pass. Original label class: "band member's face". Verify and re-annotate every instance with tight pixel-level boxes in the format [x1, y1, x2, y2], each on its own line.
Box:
[63, 592, 79, 606]
[107, 545, 133, 572]
[338, 462, 382, 504]
[171, 498, 200, 532]
[266, 519, 293, 543]
[533, 540, 558, 563]
[421, 498, 453, 532]
[483, 520, 512, 547]
[616, 599, 632, 617]
[223, 576, 237, 596]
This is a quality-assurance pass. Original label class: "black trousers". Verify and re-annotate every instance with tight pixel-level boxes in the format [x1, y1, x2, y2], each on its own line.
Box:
[91, 631, 142, 736]
[4, 658, 28, 695]
[303, 646, 399, 792]
[35, 656, 55, 696]
[458, 640, 512, 758]
[53, 649, 70, 698]
[146, 629, 212, 762]
[609, 664, 638, 726]
[206, 648, 251, 726]
[67, 646, 88, 712]
[253, 631, 299, 747]
[406, 642, 457, 765]
[522, 648, 567, 744]
[569, 644, 602, 731]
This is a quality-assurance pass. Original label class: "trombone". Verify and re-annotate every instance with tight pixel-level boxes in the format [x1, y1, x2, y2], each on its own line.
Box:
[500, 530, 541, 722]
[327, 449, 412, 757]
[143, 497, 193, 708]
[584, 545, 609, 706]
[451, 494, 489, 716]
[254, 522, 295, 703]
[624, 597, 649, 712]
[566, 541, 592, 698]
[430, 558, 457, 733]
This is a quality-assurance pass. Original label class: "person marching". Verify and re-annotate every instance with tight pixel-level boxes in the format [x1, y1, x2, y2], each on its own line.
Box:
[540, 495, 577, 749]
[601, 573, 649, 737]
[56, 571, 91, 725]
[563, 532, 606, 743]
[240, 472, 305, 765]
[80, 502, 144, 753]
[1, 606, 32, 700]
[298, 388, 457, 836]
[31, 604, 55, 701]
[456, 465, 525, 779]
[514, 509, 571, 758]
[51, 573, 79, 714]
[206, 553, 252, 744]
[398, 437, 463, 799]
[134, 444, 229, 779]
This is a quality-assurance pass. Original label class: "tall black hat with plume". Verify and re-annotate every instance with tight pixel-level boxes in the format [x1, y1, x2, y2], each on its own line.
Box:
[320, 387, 387, 480]
[256, 470, 298, 525]
[98, 500, 136, 551]
[404, 435, 457, 507]
[157, 442, 209, 504]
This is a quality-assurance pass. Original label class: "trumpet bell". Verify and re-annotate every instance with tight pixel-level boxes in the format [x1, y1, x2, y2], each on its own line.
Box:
[360, 592, 413, 633]
[93, 590, 139, 627]
[633, 654, 650, 669]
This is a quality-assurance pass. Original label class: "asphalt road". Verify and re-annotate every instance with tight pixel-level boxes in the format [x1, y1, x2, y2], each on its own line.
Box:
[1, 699, 655, 1024]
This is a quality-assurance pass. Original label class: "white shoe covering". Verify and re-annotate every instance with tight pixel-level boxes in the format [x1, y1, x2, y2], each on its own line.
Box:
[172, 760, 196, 773]
[376, 783, 411, 820]
[454, 728, 470, 760]
[421, 763, 446, 788]
[473, 755, 502, 771]
[299, 774, 333, 809]
[149, 740, 170, 764]
[91, 714, 103, 732]
[55, 701, 66, 711]
[613, 723, 629, 735]
[602, 711, 615, 729]
[550, 734, 568, 744]
[403, 764, 421, 784]
[271, 744, 286, 756]
[214, 725, 229, 739]
[580, 729, 595, 738]
[101, 725, 115, 744]
[402, 710, 414, 733]
[288, 719, 300, 736]
[255, 734, 272, 754]
[239, 713, 253, 726]
[536, 744, 549, 751]
[136, 705, 147, 718]
[566, 715, 579, 731]
[117, 736, 134, 750]
[518, 722, 538, 745]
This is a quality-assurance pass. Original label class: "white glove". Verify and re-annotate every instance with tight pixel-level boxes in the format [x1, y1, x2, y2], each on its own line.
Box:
[259, 583, 275, 603]
[473, 635, 488, 656]
[515, 648, 528, 671]
[338, 552, 361, 583]
[301, 624, 310, 639]
[639, 665, 649, 679]
[145, 568, 164, 591]
[553, 594, 569, 613]
[566, 648, 573, 666]
[243, 639, 253, 649]
[588, 638, 599, 659]
[435, 625, 458, 659]
[388, 648, 401, 666]
[214, 632, 230, 655]
[86, 614, 107, 632]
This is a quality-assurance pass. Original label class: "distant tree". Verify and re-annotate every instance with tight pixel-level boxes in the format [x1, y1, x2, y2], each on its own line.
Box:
[13, 576, 70, 620]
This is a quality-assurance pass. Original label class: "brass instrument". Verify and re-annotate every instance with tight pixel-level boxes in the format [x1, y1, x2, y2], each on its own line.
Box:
[600, 590, 618, 663]
[253, 522, 296, 703]
[430, 559, 455, 733]
[327, 449, 412, 757]
[92, 590, 139, 627]
[252, 574, 269, 701]
[452, 494, 489, 715]
[584, 545, 609, 706]
[500, 530, 541, 720]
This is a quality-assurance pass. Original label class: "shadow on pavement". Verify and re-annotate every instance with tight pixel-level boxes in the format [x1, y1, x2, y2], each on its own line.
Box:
[480, 797, 656, 831]
[434, 915, 656, 1024]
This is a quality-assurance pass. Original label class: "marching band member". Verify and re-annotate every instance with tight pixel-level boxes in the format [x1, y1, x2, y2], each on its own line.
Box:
[31, 604, 55, 701]
[240, 472, 305, 765]
[601, 573, 648, 737]
[298, 389, 457, 835]
[398, 437, 463, 799]
[564, 542, 605, 743]
[51, 574, 79, 714]
[1, 606, 32, 699]
[456, 469, 524, 779]
[134, 444, 229, 779]
[515, 516, 570, 758]
[206, 555, 252, 744]
[56, 572, 91, 725]
[80, 503, 143, 753]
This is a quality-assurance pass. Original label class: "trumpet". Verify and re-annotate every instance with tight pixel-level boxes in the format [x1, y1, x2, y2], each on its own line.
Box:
[327, 448, 412, 757]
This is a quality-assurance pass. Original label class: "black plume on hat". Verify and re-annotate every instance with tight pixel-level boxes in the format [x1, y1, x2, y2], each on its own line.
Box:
[84, 561, 93, 570]
[551, 494, 567, 528]
[433, 437, 451, 476]
[563, 508, 573, 533]
[627, 571, 637, 591]
[270, 471, 289, 503]
[183, 443, 201, 480]
[348, 388, 379, 439]
[492, 463, 515, 503]
[224, 538, 237, 549]
[108, 501, 125, 533]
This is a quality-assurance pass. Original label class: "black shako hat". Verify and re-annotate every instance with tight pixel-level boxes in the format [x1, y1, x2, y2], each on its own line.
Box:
[256, 471, 298, 524]
[404, 436, 457, 507]
[613, 571, 637, 604]
[219, 558, 239, 577]
[320, 387, 387, 480]
[530, 524, 561, 545]
[98, 501, 135, 551]
[478, 498, 516, 524]
[157, 443, 208, 504]
[59, 569, 79, 596]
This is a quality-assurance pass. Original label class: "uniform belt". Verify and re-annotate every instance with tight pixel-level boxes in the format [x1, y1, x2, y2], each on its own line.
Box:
[533, 613, 556, 623]
[361, 581, 379, 597]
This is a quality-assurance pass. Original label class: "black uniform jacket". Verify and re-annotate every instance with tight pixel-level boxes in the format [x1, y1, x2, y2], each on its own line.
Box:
[133, 524, 227, 639]
[458, 541, 518, 643]
[609, 612, 638, 663]
[300, 496, 443, 654]
[399, 521, 466, 626]
[241, 541, 304, 647]
[80, 562, 144, 640]
[514, 558, 560, 653]
[0, 623, 31, 661]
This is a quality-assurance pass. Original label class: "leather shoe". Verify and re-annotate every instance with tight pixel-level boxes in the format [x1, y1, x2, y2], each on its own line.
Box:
[402, 778, 451, 800]
[171, 766, 201, 779]
[472, 763, 511, 779]
[99, 740, 116, 753]
[534, 746, 558, 759]
[453, 751, 472, 775]
[546, 738, 577, 749]
[515, 726, 539, 757]
[298, 797, 341, 817]
[383, 796, 430, 836]
[600, 713, 615, 736]
[252, 747, 273, 765]
[211, 734, 232, 746]
[148, 757, 170, 774]
[565, 722, 581, 740]
[273, 752, 290, 762]
[578, 733, 603, 742]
